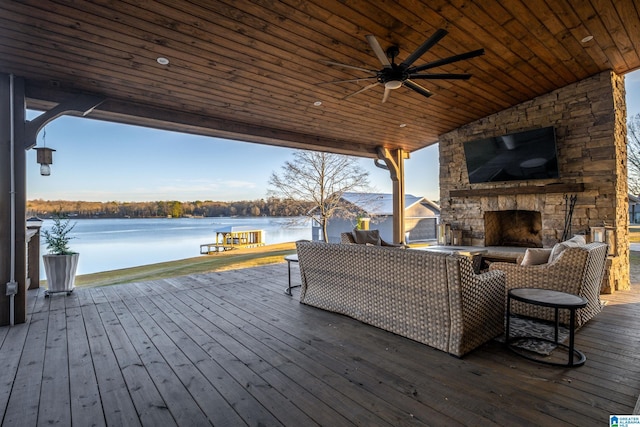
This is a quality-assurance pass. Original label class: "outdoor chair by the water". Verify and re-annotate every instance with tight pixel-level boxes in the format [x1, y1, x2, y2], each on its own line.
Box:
[340, 230, 404, 247]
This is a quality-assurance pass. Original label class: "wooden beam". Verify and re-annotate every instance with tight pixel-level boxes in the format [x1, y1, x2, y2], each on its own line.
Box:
[24, 93, 105, 149]
[449, 183, 585, 198]
[95, 99, 379, 157]
[25, 84, 380, 158]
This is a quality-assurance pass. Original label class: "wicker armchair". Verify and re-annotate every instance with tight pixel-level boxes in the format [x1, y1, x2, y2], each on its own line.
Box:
[340, 231, 404, 247]
[488, 242, 608, 328]
[296, 241, 506, 357]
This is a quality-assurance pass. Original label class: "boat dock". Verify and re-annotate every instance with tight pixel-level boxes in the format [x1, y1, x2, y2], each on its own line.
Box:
[200, 226, 265, 254]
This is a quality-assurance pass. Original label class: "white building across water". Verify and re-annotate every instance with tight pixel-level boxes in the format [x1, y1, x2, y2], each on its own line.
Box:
[313, 192, 440, 244]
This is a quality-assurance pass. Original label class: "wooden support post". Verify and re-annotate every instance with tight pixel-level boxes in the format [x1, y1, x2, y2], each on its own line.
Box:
[0, 73, 105, 325]
[376, 147, 408, 245]
[0, 74, 27, 325]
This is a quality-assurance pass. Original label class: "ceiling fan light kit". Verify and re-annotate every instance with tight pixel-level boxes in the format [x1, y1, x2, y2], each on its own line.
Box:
[321, 29, 484, 103]
[384, 80, 403, 90]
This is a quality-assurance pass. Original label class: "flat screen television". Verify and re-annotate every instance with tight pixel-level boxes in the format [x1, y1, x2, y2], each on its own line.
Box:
[463, 126, 559, 183]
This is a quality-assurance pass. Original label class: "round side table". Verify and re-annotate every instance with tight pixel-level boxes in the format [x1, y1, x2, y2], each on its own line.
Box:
[506, 288, 588, 367]
[284, 254, 300, 296]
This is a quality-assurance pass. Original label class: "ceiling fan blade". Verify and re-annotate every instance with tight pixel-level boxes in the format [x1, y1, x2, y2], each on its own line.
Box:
[320, 60, 378, 74]
[365, 35, 391, 68]
[316, 77, 378, 85]
[409, 49, 485, 73]
[399, 28, 448, 69]
[381, 86, 391, 103]
[408, 73, 472, 80]
[404, 80, 433, 98]
[343, 82, 381, 100]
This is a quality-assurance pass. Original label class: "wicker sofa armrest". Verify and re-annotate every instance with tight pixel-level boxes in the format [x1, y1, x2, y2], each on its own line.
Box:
[448, 259, 506, 356]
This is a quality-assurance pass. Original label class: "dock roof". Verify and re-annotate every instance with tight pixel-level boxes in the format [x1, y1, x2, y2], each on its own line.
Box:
[214, 226, 264, 234]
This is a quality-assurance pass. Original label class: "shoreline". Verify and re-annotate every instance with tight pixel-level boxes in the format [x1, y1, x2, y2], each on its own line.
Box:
[37, 216, 312, 277]
[65, 242, 297, 288]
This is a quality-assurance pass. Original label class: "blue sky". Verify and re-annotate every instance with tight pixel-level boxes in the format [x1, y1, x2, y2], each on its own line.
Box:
[25, 112, 439, 202]
[27, 69, 640, 203]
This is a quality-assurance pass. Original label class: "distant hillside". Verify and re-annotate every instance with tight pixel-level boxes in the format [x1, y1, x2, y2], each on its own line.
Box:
[27, 198, 315, 219]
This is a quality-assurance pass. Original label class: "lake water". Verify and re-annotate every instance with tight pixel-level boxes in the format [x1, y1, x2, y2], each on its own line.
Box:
[38, 217, 311, 277]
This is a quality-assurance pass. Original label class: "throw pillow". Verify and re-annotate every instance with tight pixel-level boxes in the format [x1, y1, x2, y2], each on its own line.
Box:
[548, 243, 565, 263]
[566, 234, 586, 246]
[520, 248, 552, 266]
[351, 229, 382, 246]
[548, 235, 584, 263]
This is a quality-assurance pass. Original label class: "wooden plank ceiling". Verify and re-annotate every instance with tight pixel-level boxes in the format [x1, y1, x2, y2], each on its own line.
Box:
[0, 0, 639, 158]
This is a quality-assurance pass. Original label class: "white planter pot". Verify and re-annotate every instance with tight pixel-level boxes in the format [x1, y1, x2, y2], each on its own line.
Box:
[43, 253, 79, 294]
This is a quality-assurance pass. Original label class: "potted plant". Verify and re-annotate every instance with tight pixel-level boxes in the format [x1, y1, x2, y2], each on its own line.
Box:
[42, 215, 78, 297]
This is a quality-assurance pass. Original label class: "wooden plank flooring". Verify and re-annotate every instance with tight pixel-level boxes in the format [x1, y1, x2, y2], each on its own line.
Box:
[1, 262, 639, 426]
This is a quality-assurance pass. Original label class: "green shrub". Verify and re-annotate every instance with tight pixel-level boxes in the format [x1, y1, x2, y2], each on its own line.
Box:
[42, 215, 77, 255]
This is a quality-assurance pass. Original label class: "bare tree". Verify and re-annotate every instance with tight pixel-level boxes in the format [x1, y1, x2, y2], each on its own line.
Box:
[268, 150, 371, 242]
[629, 113, 640, 195]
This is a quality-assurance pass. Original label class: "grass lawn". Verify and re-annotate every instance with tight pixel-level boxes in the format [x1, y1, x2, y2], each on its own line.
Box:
[64, 242, 297, 288]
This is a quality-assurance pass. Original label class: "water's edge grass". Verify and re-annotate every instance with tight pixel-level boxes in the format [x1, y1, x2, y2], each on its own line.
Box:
[66, 242, 297, 288]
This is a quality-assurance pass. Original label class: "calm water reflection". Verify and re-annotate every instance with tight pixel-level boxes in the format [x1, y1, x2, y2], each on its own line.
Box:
[39, 217, 311, 277]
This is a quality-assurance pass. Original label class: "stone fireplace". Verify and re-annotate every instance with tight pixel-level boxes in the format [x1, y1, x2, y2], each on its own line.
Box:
[484, 210, 542, 247]
[437, 71, 629, 293]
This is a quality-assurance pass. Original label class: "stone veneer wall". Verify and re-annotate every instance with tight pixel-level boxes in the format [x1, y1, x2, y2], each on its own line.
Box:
[439, 71, 629, 293]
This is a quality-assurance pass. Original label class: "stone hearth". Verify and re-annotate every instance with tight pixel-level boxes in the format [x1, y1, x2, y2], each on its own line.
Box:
[437, 71, 629, 293]
[484, 210, 542, 247]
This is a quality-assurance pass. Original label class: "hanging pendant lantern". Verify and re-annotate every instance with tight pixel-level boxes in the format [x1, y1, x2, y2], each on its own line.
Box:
[34, 128, 55, 176]
[35, 146, 55, 176]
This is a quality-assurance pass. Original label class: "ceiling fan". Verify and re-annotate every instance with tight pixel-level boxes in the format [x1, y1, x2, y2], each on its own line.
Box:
[319, 29, 484, 103]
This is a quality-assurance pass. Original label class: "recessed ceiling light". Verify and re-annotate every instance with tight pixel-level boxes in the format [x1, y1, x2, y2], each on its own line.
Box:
[313, 101, 322, 106]
[399, 123, 407, 128]
[157, 57, 170, 65]
[581, 35, 594, 43]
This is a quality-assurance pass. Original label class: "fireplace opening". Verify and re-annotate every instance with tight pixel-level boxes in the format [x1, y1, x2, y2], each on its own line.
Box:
[484, 210, 543, 247]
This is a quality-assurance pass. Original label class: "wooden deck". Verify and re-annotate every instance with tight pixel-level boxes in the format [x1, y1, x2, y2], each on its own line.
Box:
[1, 263, 639, 426]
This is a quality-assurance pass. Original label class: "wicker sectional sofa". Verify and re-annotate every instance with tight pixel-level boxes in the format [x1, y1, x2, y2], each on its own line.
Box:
[295, 241, 506, 357]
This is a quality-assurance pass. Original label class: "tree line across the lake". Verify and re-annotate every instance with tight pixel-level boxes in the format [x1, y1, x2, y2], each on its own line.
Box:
[27, 198, 316, 219]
